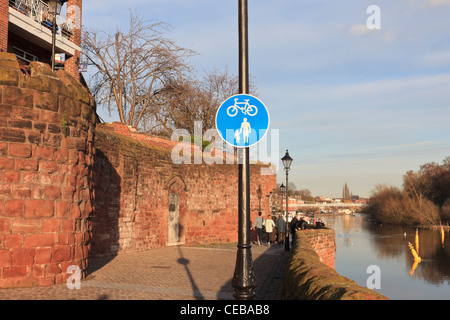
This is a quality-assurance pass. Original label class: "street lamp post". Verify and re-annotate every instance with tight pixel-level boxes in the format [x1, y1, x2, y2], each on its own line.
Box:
[48, 0, 68, 71]
[279, 182, 286, 243]
[281, 150, 293, 251]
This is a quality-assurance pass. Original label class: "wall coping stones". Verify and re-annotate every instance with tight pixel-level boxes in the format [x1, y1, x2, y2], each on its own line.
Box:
[0, 53, 95, 110]
[97, 122, 275, 169]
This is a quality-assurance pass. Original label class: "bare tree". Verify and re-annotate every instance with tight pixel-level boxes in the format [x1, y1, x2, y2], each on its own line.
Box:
[403, 161, 450, 209]
[403, 170, 430, 202]
[82, 11, 194, 129]
[157, 68, 256, 135]
[151, 75, 207, 135]
[442, 156, 450, 171]
[297, 189, 314, 202]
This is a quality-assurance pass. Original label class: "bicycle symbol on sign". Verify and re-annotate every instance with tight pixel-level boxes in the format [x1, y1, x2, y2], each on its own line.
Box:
[227, 98, 258, 117]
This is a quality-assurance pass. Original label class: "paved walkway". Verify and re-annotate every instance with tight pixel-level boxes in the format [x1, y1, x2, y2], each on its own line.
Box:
[0, 242, 289, 300]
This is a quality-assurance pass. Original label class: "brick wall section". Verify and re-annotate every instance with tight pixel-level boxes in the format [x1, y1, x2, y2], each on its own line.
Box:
[64, 0, 82, 81]
[283, 229, 388, 300]
[92, 123, 276, 257]
[0, 0, 8, 52]
[0, 53, 96, 288]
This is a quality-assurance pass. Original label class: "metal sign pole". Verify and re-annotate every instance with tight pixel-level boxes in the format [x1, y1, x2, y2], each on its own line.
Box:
[231, 0, 257, 300]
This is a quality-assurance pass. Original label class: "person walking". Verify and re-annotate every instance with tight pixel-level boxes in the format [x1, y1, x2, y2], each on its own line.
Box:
[264, 215, 276, 246]
[270, 215, 277, 244]
[251, 212, 264, 246]
[276, 214, 286, 245]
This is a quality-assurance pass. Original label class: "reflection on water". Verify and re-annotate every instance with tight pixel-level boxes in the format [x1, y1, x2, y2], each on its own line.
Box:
[318, 214, 450, 300]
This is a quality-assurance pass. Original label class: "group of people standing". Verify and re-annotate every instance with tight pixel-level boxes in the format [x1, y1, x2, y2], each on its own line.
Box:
[250, 212, 283, 246]
[251, 212, 325, 246]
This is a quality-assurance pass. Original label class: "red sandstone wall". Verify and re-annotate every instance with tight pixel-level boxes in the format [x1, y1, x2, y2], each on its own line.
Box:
[295, 229, 335, 268]
[0, 53, 96, 287]
[92, 123, 277, 257]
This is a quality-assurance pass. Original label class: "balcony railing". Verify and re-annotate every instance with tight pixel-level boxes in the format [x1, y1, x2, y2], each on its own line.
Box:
[9, 0, 73, 40]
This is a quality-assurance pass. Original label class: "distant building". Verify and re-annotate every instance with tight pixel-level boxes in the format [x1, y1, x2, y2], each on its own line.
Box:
[1, 0, 82, 80]
[282, 197, 302, 211]
[315, 196, 333, 204]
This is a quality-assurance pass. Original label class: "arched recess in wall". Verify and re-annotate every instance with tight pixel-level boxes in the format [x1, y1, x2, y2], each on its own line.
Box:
[164, 174, 188, 246]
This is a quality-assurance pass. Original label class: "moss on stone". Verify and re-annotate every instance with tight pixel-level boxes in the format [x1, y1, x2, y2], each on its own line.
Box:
[95, 125, 172, 160]
[283, 229, 388, 300]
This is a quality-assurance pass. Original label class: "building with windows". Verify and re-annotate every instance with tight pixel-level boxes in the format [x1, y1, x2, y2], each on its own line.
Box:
[282, 197, 303, 212]
[0, 0, 82, 80]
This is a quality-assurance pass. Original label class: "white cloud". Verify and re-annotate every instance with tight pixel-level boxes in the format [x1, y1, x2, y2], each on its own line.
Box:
[349, 24, 395, 42]
[419, 50, 450, 67]
[381, 30, 395, 42]
[349, 24, 370, 36]
[427, 0, 450, 7]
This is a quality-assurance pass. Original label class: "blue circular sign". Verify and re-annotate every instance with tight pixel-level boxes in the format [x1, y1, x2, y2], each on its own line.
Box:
[215, 94, 270, 148]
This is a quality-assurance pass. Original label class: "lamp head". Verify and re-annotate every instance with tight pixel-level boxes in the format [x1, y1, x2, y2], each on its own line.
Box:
[280, 183, 286, 194]
[281, 149, 293, 170]
[48, 0, 69, 16]
[257, 185, 262, 199]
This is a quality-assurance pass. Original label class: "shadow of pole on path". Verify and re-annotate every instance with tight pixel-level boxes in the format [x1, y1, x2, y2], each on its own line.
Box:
[218, 244, 288, 300]
[177, 246, 205, 300]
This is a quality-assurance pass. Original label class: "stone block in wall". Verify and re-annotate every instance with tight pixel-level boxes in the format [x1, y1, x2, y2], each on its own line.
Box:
[3, 86, 34, 107]
[0, 53, 20, 87]
[0, 127, 26, 143]
[34, 91, 59, 112]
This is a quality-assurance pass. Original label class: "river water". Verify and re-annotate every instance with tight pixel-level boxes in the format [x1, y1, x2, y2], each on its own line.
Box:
[319, 214, 450, 300]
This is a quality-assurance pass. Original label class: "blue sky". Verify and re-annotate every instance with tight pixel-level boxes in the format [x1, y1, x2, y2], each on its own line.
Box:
[82, 0, 450, 198]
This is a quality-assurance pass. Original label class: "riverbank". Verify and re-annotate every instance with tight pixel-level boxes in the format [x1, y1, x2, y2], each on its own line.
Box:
[429, 223, 450, 231]
[363, 211, 450, 231]
[313, 213, 358, 216]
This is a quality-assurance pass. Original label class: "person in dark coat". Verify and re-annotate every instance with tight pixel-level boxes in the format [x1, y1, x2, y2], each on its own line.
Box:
[298, 217, 308, 230]
[290, 214, 300, 242]
[315, 218, 325, 229]
[276, 214, 286, 245]
[290, 214, 298, 233]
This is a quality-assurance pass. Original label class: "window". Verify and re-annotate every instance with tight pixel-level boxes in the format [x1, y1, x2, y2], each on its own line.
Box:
[12, 46, 39, 63]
